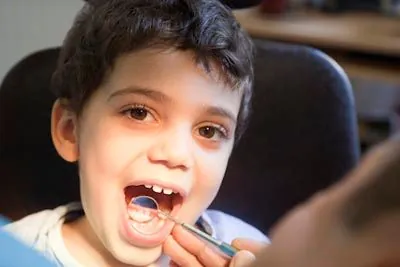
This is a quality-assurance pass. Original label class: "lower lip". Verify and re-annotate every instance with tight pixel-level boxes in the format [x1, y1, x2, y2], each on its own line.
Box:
[120, 203, 181, 248]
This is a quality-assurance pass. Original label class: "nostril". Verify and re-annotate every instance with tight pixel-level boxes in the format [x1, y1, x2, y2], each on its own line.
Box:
[147, 138, 194, 170]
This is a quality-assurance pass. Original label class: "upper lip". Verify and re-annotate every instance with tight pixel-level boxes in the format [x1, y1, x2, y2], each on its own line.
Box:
[126, 179, 189, 199]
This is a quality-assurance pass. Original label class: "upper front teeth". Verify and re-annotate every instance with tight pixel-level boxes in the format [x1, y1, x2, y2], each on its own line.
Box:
[145, 184, 175, 195]
[152, 185, 162, 193]
[163, 188, 173, 195]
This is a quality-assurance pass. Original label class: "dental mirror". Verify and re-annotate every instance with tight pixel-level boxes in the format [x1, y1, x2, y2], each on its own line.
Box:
[132, 195, 159, 210]
[131, 196, 238, 258]
[129, 195, 166, 235]
[130, 196, 238, 258]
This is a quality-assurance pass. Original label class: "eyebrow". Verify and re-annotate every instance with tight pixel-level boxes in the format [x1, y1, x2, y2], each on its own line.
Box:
[108, 87, 171, 103]
[206, 106, 237, 125]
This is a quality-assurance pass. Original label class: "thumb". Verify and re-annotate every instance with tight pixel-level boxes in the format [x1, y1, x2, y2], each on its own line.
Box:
[230, 250, 256, 267]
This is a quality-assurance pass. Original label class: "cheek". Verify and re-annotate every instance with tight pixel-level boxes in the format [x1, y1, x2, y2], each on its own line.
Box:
[193, 146, 232, 201]
[78, 121, 152, 179]
[77, 120, 155, 209]
[181, 151, 231, 224]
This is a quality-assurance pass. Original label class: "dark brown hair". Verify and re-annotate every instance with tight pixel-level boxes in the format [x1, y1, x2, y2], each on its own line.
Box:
[51, 0, 254, 138]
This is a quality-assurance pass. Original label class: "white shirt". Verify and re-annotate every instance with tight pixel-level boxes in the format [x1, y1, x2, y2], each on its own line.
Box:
[3, 202, 269, 267]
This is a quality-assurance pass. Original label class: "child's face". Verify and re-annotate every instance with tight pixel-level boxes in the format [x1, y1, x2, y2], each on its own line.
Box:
[52, 49, 242, 265]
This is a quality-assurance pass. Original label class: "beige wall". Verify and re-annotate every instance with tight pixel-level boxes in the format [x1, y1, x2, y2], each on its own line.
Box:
[0, 0, 84, 83]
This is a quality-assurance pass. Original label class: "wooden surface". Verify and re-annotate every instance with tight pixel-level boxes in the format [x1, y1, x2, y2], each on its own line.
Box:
[234, 7, 400, 84]
[234, 7, 400, 57]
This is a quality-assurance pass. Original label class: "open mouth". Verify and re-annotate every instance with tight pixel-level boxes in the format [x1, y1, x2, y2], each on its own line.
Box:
[124, 183, 184, 237]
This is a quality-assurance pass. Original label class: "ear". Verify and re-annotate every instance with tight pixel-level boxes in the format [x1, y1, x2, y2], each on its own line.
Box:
[51, 99, 79, 162]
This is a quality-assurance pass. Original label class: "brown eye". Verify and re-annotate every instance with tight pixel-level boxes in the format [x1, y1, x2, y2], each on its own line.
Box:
[129, 107, 148, 120]
[198, 126, 217, 139]
[121, 104, 156, 123]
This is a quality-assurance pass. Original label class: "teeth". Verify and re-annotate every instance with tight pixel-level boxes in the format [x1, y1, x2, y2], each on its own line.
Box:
[141, 184, 177, 195]
[152, 185, 163, 193]
[128, 208, 153, 223]
[163, 188, 173, 195]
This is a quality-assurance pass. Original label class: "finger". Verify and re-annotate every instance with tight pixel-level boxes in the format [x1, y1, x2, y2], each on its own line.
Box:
[169, 262, 179, 267]
[231, 238, 268, 254]
[172, 225, 229, 266]
[163, 235, 203, 267]
[229, 250, 256, 267]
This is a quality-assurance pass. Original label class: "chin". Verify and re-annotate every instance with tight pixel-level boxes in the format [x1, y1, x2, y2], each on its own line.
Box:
[110, 244, 164, 266]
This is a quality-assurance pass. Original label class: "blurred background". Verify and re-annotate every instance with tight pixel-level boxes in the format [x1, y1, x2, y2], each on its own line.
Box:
[0, 0, 84, 83]
[230, 0, 400, 153]
[1, 0, 399, 153]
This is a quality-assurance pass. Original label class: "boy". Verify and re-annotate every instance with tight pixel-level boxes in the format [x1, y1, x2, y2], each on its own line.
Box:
[3, 0, 268, 266]
[250, 136, 400, 267]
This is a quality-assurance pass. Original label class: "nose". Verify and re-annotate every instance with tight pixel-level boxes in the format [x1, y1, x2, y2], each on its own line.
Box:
[147, 127, 194, 170]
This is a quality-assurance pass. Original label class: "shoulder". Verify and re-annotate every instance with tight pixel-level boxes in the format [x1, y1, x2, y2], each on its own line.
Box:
[202, 209, 270, 244]
[2, 203, 81, 247]
[3, 209, 57, 245]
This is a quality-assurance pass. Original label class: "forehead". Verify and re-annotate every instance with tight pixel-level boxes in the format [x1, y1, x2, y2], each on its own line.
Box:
[101, 48, 242, 112]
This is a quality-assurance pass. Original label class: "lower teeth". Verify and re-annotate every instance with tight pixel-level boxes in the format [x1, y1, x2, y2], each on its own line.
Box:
[127, 204, 167, 235]
[128, 208, 153, 223]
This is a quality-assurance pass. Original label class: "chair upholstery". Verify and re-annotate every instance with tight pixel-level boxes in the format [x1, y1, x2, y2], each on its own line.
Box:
[210, 39, 360, 233]
[0, 48, 79, 221]
[0, 40, 360, 234]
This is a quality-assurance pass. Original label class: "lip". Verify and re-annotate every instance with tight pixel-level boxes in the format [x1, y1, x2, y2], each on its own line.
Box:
[125, 178, 189, 199]
[120, 198, 182, 247]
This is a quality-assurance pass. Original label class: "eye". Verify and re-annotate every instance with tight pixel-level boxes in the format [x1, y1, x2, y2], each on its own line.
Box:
[121, 104, 156, 122]
[197, 125, 229, 141]
[129, 107, 147, 120]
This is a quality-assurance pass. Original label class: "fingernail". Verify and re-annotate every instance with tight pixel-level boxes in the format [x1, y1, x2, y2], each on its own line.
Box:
[232, 250, 256, 267]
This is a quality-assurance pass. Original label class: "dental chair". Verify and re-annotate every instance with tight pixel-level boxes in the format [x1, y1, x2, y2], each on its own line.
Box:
[209, 39, 360, 233]
[0, 48, 80, 220]
[0, 40, 359, 235]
